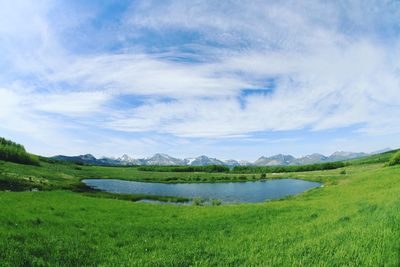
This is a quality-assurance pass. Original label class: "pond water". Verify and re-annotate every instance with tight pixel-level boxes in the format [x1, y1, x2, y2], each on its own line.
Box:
[82, 178, 321, 203]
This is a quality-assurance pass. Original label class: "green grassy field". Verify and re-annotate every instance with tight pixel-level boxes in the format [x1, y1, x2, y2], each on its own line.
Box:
[2, 150, 395, 191]
[0, 151, 400, 266]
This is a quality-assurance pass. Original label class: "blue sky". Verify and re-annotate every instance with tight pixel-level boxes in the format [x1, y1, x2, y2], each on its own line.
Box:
[1, 0, 400, 160]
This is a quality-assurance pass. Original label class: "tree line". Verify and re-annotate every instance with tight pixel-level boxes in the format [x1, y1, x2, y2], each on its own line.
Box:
[137, 161, 346, 173]
[0, 137, 39, 165]
[233, 161, 346, 173]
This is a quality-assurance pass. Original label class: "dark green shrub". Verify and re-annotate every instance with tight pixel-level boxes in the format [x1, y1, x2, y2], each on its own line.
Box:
[211, 199, 222, 206]
[387, 151, 400, 166]
[192, 197, 204, 206]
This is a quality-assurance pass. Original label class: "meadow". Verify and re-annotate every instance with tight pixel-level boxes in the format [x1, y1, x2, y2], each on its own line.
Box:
[0, 148, 400, 266]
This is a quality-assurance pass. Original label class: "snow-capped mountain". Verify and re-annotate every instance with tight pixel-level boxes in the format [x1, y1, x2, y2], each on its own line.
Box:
[327, 151, 368, 162]
[297, 153, 328, 165]
[253, 151, 369, 166]
[254, 154, 297, 166]
[187, 155, 225, 166]
[52, 150, 374, 166]
[116, 154, 144, 165]
[143, 153, 185, 166]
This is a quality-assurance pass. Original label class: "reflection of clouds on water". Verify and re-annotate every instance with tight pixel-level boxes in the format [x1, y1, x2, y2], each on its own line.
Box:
[83, 179, 321, 203]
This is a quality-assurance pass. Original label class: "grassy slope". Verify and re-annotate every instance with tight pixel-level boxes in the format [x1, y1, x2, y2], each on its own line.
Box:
[0, 148, 398, 190]
[0, 162, 400, 266]
[346, 149, 399, 165]
[0, 160, 255, 189]
[0, 159, 399, 265]
[0, 158, 360, 191]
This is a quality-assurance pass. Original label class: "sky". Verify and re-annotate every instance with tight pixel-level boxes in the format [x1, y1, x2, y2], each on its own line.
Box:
[1, 0, 400, 161]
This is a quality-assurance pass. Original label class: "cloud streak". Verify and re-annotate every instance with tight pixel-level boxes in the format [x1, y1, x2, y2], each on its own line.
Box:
[0, 0, 400, 158]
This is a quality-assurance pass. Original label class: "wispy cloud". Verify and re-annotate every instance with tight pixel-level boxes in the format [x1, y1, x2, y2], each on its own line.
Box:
[0, 0, 400, 158]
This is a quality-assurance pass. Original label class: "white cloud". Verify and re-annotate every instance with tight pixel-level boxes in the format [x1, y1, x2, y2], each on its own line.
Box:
[1, 0, 400, 157]
[48, 54, 253, 97]
[32, 91, 110, 116]
[0, 88, 21, 118]
[100, 38, 400, 137]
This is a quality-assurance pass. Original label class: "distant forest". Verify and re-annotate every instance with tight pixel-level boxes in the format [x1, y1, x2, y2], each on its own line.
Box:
[137, 161, 346, 173]
[233, 161, 346, 173]
[0, 137, 39, 165]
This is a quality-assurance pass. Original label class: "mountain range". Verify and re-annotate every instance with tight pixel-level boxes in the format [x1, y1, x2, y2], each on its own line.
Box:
[52, 149, 391, 167]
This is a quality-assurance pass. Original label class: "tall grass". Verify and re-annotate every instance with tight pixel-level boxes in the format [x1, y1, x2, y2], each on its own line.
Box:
[0, 163, 399, 266]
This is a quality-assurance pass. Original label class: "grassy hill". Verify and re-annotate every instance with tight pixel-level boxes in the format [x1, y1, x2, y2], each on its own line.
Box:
[346, 148, 400, 165]
[0, 137, 39, 166]
[0, 138, 399, 266]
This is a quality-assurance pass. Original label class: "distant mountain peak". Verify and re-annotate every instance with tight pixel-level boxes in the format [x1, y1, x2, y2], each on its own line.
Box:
[189, 155, 224, 166]
[52, 149, 377, 167]
[81, 154, 96, 160]
[254, 154, 297, 166]
[330, 151, 352, 156]
[145, 153, 184, 165]
[152, 153, 171, 157]
[328, 151, 368, 161]
[370, 148, 392, 155]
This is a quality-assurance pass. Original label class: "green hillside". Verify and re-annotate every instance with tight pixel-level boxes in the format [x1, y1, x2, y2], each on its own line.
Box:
[0, 138, 399, 266]
[0, 137, 39, 166]
[346, 149, 400, 165]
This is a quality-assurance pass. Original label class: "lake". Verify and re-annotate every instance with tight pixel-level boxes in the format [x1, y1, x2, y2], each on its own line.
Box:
[82, 178, 321, 203]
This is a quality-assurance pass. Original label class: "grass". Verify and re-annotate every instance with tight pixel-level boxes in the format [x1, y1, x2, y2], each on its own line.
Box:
[1, 148, 398, 190]
[346, 148, 400, 165]
[0, 151, 400, 265]
[0, 157, 353, 190]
